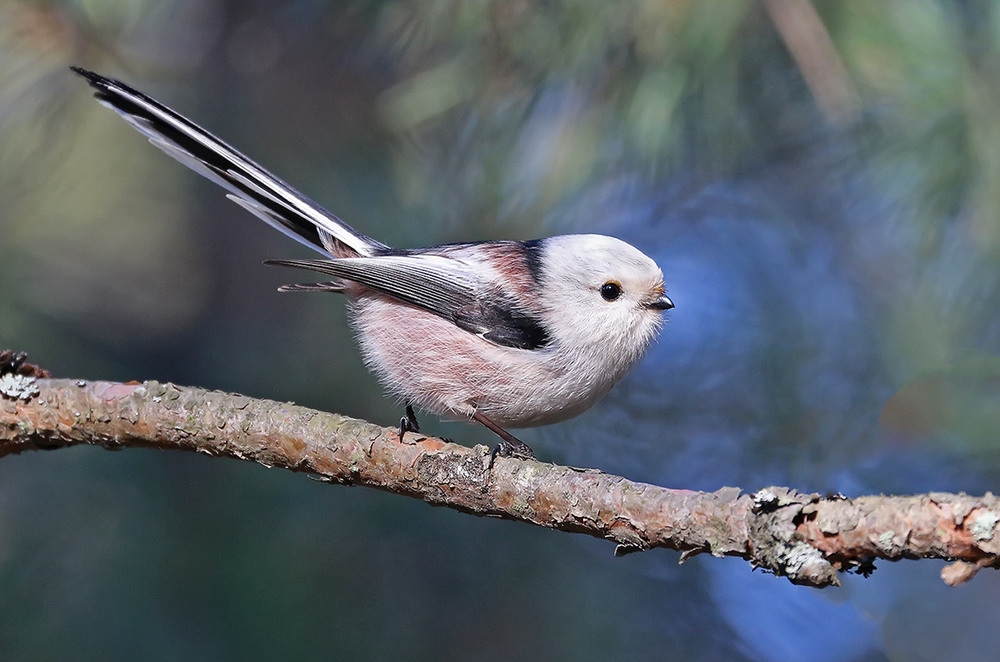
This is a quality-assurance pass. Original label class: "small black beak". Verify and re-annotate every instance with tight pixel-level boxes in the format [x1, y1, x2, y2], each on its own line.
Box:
[648, 294, 674, 311]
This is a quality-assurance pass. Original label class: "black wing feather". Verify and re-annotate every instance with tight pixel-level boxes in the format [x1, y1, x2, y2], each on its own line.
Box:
[266, 256, 550, 350]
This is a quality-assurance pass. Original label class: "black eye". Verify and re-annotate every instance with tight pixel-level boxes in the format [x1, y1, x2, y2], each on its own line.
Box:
[600, 281, 622, 301]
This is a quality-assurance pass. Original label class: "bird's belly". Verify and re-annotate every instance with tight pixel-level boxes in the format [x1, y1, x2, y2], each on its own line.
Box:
[349, 297, 618, 428]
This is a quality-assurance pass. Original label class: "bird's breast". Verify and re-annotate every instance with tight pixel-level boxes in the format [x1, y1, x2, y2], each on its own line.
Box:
[346, 296, 630, 427]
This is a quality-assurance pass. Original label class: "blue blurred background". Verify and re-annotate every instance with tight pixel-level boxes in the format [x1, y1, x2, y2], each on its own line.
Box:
[3, 1, 1000, 660]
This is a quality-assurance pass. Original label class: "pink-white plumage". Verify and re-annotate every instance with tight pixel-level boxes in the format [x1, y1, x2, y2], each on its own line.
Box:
[350, 236, 665, 428]
[73, 67, 673, 459]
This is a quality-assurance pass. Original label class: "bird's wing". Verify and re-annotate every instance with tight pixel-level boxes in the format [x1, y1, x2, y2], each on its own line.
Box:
[265, 254, 550, 350]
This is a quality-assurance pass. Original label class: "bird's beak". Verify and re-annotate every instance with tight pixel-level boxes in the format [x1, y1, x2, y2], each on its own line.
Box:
[648, 294, 674, 311]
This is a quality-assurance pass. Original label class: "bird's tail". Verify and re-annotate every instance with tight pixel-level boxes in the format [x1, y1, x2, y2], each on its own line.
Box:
[71, 67, 386, 258]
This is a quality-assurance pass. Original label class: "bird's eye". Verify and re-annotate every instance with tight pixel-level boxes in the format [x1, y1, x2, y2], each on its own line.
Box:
[600, 281, 622, 301]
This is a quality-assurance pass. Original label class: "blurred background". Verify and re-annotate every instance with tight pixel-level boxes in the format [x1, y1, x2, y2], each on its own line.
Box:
[2, 1, 1000, 660]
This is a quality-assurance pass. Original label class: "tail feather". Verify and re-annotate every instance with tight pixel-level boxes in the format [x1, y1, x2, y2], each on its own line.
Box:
[276, 281, 348, 293]
[72, 67, 386, 258]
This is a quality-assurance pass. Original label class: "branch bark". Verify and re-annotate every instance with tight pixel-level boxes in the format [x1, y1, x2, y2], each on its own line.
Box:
[2, 375, 998, 588]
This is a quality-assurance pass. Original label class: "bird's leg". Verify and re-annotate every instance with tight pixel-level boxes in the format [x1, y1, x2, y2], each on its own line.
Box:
[472, 411, 535, 467]
[398, 404, 420, 441]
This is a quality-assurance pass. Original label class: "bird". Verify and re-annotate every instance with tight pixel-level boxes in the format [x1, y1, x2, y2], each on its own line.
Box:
[71, 67, 674, 462]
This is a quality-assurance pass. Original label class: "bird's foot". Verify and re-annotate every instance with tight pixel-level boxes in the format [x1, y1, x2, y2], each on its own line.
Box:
[473, 411, 535, 469]
[398, 404, 420, 442]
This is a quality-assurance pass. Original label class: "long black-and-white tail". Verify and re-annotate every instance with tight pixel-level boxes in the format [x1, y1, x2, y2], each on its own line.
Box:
[72, 67, 386, 258]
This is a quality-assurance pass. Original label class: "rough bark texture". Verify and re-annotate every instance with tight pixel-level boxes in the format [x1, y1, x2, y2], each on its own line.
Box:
[1, 375, 998, 587]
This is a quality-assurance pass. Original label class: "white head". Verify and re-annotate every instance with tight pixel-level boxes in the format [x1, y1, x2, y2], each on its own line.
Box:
[533, 234, 672, 371]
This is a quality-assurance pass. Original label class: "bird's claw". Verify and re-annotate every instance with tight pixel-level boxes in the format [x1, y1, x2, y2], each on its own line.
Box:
[398, 404, 420, 442]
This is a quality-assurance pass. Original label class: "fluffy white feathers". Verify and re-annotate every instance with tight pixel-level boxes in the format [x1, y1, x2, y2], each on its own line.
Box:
[74, 68, 673, 456]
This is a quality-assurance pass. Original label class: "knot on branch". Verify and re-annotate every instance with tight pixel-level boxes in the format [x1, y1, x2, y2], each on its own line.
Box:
[747, 487, 840, 587]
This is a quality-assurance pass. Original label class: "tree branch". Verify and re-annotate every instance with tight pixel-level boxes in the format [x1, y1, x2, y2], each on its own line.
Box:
[2, 372, 998, 588]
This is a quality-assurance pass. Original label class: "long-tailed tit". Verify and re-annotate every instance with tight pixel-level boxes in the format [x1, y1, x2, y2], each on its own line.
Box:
[72, 67, 674, 461]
